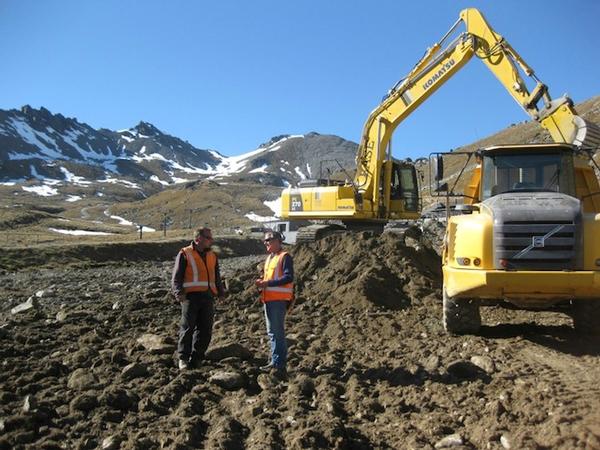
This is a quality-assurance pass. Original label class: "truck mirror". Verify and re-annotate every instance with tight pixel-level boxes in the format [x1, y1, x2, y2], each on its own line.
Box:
[432, 155, 444, 181]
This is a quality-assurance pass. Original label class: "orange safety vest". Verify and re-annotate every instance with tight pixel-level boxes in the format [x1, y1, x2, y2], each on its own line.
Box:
[181, 245, 218, 295]
[262, 251, 294, 303]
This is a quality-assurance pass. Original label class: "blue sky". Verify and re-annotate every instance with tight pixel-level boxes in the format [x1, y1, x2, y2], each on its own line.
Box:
[1, 0, 598, 159]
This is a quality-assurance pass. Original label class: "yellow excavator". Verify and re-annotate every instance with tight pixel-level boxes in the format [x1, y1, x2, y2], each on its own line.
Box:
[281, 8, 600, 332]
[280, 8, 599, 242]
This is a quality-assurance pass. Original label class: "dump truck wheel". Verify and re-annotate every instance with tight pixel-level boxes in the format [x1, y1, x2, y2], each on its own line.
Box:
[572, 300, 600, 335]
[443, 289, 481, 334]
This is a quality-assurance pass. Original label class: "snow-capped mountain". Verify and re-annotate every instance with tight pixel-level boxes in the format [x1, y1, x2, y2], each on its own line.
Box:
[0, 105, 222, 185]
[212, 132, 357, 187]
[0, 106, 358, 193]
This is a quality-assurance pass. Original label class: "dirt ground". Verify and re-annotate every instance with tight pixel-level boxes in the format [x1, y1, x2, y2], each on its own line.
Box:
[0, 230, 599, 449]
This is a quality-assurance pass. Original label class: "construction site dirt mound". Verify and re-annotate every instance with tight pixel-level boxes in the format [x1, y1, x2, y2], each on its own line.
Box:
[0, 232, 599, 449]
[292, 231, 442, 309]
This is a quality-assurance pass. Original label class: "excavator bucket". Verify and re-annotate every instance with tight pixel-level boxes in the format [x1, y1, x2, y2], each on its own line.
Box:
[572, 116, 600, 149]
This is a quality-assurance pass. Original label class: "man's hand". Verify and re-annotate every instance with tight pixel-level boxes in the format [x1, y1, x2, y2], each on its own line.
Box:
[175, 294, 186, 304]
[255, 279, 267, 289]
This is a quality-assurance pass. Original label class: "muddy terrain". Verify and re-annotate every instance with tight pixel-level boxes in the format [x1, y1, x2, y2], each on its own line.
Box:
[0, 230, 599, 449]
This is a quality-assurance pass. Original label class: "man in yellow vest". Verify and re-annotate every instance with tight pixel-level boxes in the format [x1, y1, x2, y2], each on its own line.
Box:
[172, 227, 226, 370]
[255, 230, 294, 379]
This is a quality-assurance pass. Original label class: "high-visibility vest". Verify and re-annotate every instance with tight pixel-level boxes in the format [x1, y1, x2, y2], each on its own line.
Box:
[181, 245, 218, 295]
[262, 251, 294, 303]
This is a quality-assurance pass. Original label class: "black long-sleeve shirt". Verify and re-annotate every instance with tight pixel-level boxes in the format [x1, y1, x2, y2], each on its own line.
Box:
[171, 242, 225, 299]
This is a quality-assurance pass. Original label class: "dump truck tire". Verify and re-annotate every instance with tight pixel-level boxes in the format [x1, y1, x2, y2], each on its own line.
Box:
[572, 300, 600, 335]
[443, 289, 481, 334]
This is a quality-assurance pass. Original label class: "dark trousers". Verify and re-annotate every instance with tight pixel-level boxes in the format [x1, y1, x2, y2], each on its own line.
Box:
[177, 293, 214, 361]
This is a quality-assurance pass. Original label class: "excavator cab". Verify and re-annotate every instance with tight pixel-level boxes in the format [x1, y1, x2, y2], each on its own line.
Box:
[390, 161, 420, 212]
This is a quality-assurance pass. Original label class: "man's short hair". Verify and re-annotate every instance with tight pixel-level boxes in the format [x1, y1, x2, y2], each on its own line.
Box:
[195, 227, 211, 239]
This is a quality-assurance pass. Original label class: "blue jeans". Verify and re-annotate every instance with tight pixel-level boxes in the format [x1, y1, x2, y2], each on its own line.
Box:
[264, 301, 287, 369]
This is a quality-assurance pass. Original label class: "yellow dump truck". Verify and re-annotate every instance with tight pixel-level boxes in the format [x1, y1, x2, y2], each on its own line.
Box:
[438, 144, 600, 334]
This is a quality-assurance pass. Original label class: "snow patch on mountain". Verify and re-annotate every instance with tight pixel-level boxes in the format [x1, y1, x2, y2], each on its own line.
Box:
[8, 118, 63, 160]
[98, 177, 141, 189]
[209, 135, 304, 179]
[264, 198, 281, 216]
[249, 165, 268, 174]
[104, 210, 155, 232]
[245, 212, 278, 223]
[168, 160, 215, 175]
[63, 129, 111, 161]
[60, 167, 91, 185]
[8, 152, 36, 161]
[49, 228, 113, 236]
[132, 152, 167, 163]
[22, 185, 59, 196]
[150, 175, 170, 186]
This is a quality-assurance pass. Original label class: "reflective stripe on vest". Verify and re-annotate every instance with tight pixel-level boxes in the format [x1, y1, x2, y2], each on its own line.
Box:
[182, 246, 218, 295]
[262, 251, 293, 302]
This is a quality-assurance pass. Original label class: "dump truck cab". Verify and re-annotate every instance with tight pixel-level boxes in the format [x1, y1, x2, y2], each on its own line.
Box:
[442, 144, 600, 334]
[480, 145, 576, 200]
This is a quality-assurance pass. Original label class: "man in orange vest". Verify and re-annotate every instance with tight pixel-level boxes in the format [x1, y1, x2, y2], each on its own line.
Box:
[255, 230, 294, 379]
[172, 227, 226, 370]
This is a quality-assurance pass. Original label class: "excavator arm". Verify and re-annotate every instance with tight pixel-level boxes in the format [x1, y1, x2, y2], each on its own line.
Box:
[355, 8, 600, 216]
[354, 19, 475, 215]
[460, 8, 600, 147]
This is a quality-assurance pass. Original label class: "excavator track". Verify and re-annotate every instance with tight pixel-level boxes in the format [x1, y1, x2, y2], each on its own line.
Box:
[295, 223, 385, 244]
[295, 225, 341, 244]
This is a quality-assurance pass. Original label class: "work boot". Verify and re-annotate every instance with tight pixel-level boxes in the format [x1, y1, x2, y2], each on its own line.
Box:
[178, 359, 190, 370]
[189, 354, 204, 369]
[272, 367, 288, 381]
[190, 353, 204, 369]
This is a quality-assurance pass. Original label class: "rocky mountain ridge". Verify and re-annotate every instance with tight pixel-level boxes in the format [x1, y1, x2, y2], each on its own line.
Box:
[0, 105, 358, 193]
